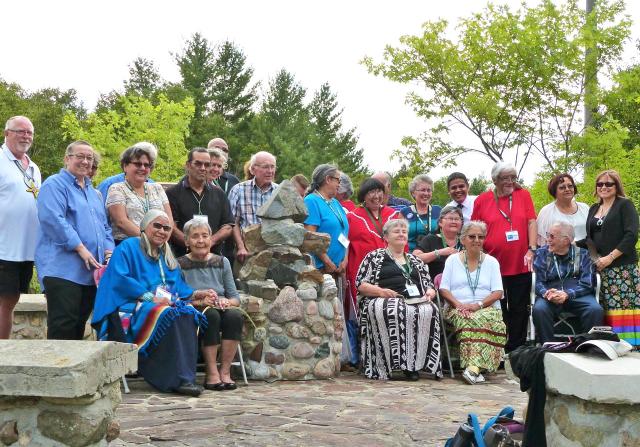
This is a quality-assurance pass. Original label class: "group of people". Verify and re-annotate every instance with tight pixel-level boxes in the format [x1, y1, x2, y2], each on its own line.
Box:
[2, 114, 639, 393]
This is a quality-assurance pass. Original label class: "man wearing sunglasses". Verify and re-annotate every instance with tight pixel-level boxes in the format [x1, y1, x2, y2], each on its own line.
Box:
[0, 116, 41, 339]
[167, 148, 234, 258]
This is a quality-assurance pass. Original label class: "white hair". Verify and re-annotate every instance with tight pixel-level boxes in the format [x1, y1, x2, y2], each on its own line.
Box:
[491, 161, 517, 181]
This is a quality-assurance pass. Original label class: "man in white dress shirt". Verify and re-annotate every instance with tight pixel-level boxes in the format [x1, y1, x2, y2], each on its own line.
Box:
[446, 172, 476, 224]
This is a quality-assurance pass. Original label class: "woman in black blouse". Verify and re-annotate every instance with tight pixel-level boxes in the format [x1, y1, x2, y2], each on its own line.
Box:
[581, 170, 639, 347]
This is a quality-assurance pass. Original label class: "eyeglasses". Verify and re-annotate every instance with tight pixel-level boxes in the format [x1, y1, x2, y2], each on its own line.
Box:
[596, 181, 615, 188]
[7, 129, 34, 137]
[191, 160, 211, 168]
[68, 153, 94, 162]
[151, 222, 172, 232]
[414, 188, 432, 193]
[329, 175, 341, 182]
[130, 161, 153, 169]
[499, 175, 518, 182]
[255, 164, 277, 170]
[557, 184, 575, 191]
[546, 232, 567, 241]
[467, 234, 485, 240]
[443, 217, 462, 222]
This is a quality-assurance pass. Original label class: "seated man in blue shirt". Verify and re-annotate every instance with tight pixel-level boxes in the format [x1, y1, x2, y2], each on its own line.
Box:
[532, 222, 604, 343]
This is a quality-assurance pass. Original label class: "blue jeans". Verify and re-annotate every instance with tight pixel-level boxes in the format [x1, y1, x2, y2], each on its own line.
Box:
[532, 294, 604, 343]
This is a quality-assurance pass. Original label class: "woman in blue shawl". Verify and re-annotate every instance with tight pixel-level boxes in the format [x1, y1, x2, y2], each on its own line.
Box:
[92, 209, 214, 396]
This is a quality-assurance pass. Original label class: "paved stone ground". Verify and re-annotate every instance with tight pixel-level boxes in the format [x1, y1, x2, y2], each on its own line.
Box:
[113, 371, 528, 446]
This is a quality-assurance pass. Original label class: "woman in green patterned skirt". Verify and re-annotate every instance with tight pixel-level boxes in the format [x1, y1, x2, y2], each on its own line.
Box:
[438, 221, 507, 384]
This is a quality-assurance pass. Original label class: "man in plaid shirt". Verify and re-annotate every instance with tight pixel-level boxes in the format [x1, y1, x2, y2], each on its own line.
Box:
[228, 151, 279, 263]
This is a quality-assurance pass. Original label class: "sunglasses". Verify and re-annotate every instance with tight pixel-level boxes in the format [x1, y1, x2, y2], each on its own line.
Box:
[596, 181, 615, 188]
[467, 234, 485, 240]
[130, 161, 153, 169]
[151, 222, 172, 232]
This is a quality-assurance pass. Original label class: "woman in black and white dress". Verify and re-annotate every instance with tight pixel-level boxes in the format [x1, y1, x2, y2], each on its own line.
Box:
[356, 219, 441, 380]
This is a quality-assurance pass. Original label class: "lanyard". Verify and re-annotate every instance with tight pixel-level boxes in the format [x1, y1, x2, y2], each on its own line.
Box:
[315, 192, 346, 229]
[125, 181, 149, 213]
[414, 204, 432, 233]
[463, 251, 483, 297]
[13, 160, 39, 199]
[552, 246, 574, 291]
[158, 255, 166, 286]
[440, 233, 461, 250]
[493, 192, 513, 229]
[364, 207, 384, 236]
[387, 249, 412, 282]
[191, 190, 205, 215]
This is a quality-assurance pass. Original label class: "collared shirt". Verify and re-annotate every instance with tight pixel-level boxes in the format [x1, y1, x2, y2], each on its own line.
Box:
[97, 173, 155, 205]
[447, 195, 477, 224]
[166, 176, 235, 257]
[533, 245, 594, 300]
[212, 171, 240, 196]
[35, 169, 114, 286]
[0, 144, 42, 261]
[387, 195, 412, 210]
[228, 179, 279, 229]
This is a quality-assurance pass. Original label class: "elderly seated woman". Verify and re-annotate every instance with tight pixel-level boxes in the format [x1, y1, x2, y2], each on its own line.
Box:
[92, 210, 213, 397]
[356, 219, 441, 380]
[439, 221, 506, 385]
[178, 218, 243, 391]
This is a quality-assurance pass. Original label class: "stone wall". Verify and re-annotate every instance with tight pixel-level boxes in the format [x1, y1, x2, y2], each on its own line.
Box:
[0, 340, 137, 447]
[543, 352, 640, 447]
[545, 393, 640, 447]
[236, 180, 343, 380]
[11, 294, 47, 340]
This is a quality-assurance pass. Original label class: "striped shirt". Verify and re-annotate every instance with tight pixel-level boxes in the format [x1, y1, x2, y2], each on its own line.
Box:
[228, 179, 279, 229]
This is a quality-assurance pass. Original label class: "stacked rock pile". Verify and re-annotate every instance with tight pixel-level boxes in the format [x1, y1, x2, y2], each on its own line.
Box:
[237, 180, 344, 380]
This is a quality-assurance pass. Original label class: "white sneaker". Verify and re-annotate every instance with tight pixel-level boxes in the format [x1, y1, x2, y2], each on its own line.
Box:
[475, 373, 486, 383]
[462, 368, 477, 385]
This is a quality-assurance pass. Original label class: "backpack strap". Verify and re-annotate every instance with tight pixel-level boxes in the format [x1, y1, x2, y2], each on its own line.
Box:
[482, 406, 515, 436]
[467, 413, 486, 447]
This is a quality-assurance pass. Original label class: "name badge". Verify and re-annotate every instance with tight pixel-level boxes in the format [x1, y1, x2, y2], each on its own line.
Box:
[505, 230, 519, 242]
[154, 286, 173, 302]
[193, 214, 208, 223]
[405, 283, 421, 298]
[338, 233, 350, 248]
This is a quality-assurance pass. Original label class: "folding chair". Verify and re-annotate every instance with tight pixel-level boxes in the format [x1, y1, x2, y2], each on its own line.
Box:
[434, 274, 455, 378]
[529, 270, 601, 343]
[229, 344, 249, 385]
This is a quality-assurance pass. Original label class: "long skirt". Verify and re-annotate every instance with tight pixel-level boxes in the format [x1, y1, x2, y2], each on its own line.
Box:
[445, 307, 506, 372]
[600, 263, 640, 346]
[138, 314, 199, 392]
[359, 297, 442, 380]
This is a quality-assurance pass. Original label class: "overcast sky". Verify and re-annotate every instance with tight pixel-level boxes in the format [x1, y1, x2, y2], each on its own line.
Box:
[2, 0, 638, 182]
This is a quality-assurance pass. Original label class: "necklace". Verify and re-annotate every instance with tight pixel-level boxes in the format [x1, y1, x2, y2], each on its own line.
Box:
[596, 203, 612, 227]
[463, 250, 484, 297]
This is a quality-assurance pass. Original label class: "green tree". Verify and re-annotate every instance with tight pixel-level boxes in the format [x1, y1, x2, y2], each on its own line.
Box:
[246, 69, 312, 179]
[210, 41, 258, 122]
[62, 94, 195, 182]
[363, 0, 630, 176]
[309, 82, 367, 176]
[174, 32, 216, 121]
[0, 79, 85, 179]
[600, 62, 640, 152]
[124, 57, 163, 98]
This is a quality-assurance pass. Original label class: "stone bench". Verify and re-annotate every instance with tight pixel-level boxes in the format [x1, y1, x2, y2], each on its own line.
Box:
[544, 351, 640, 446]
[0, 340, 137, 446]
[11, 294, 47, 340]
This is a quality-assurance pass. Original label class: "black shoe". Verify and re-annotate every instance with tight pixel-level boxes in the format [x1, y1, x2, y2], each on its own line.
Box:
[403, 370, 420, 381]
[222, 381, 237, 390]
[204, 382, 225, 391]
[175, 382, 203, 397]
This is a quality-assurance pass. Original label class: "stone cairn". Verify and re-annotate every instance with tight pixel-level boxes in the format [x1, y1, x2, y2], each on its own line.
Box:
[237, 180, 344, 380]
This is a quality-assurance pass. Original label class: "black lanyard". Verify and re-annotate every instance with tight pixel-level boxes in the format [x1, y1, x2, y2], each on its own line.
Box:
[494, 192, 513, 229]
[387, 249, 412, 282]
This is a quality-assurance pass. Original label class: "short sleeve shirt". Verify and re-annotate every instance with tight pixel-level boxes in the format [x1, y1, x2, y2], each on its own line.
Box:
[471, 188, 536, 276]
[304, 193, 349, 268]
[106, 182, 169, 241]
